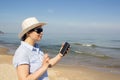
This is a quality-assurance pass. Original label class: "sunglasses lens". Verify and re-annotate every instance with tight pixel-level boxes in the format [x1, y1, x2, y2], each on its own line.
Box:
[34, 28, 43, 34]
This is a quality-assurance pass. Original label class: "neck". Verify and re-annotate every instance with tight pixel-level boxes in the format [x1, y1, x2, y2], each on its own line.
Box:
[24, 37, 35, 46]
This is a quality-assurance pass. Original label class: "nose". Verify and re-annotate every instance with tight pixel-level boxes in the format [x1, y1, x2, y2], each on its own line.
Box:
[39, 32, 43, 37]
[40, 32, 43, 35]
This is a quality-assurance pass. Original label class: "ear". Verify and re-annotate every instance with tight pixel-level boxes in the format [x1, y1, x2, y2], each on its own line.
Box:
[26, 31, 34, 37]
[26, 32, 30, 37]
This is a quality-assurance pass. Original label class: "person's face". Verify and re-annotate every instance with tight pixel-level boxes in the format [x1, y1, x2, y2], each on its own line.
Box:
[28, 27, 43, 42]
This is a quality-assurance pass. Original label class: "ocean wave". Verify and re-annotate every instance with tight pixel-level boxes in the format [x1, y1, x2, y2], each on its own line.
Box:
[111, 40, 120, 42]
[98, 46, 120, 50]
[73, 42, 97, 47]
[74, 51, 111, 59]
[105, 65, 120, 68]
[72, 42, 120, 50]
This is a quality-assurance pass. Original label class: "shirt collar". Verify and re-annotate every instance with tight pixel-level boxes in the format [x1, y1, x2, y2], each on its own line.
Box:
[21, 41, 39, 51]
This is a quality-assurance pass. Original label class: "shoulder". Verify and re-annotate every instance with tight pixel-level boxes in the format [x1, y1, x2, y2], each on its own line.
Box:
[15, 44, 29, 55]
[13, 45, 30, 67]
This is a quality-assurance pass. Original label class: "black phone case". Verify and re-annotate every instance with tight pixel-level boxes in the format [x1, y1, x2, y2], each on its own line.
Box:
[60, 42, 70, 56]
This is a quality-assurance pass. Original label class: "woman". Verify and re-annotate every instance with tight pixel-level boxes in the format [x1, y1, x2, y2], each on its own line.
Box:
[13, 17, 69, 80]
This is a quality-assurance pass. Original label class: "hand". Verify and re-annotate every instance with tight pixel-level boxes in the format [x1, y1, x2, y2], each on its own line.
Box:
[42, 54, 50, 68]
[59, 43, 70, 56]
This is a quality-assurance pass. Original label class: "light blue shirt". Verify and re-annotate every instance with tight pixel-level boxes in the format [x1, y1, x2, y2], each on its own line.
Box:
[13, 41, 49, 80]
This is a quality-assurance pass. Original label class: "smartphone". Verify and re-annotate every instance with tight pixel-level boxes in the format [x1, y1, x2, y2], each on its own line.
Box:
[60, 42, 70, 56]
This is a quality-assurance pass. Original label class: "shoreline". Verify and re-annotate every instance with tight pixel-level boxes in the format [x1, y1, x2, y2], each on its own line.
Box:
[0, 47, 13, 64]
[0, 46, 120, 80]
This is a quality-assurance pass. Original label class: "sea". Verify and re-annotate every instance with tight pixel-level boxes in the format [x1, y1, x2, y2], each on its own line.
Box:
[0, 32, 120, 74]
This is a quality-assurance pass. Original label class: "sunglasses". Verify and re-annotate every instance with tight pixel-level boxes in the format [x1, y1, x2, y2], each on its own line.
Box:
[30, 27, 43, 34]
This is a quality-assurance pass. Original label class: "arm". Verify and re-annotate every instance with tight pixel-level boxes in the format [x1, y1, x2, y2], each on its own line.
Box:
[49, 43, 70, 67]
[17, 64, 48, 80]
[17, 54, 49, 80]
[49, 53, 63, 67]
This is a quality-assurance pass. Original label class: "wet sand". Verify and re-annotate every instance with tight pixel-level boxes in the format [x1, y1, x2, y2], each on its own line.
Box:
[0, 47, 120, 80]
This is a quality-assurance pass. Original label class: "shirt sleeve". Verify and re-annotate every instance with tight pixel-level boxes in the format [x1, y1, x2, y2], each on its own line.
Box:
[13, 47, 29, 68]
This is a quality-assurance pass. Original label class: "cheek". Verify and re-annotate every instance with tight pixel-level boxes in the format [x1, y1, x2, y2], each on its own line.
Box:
[29, 32, 42, 40]
[32, 33, 42, 39]
[29, 32, 37, 39]
[37, 34, 42, 40]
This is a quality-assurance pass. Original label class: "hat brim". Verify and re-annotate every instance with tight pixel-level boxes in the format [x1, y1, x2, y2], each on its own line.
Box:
[18, 22, 46, 39]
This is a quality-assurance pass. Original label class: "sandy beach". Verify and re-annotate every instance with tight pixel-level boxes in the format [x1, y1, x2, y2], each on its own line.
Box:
[0, 47, 120, 80]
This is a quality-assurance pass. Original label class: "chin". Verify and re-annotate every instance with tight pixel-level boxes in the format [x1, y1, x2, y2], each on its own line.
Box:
[37, 38, 42, 41]
[35, 36, 42, 42]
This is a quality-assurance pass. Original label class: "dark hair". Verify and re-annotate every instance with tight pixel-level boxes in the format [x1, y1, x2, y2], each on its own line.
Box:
[21, 27, 42, 41]
[21, 29, 34, 41]
[21, 34, 27, 41]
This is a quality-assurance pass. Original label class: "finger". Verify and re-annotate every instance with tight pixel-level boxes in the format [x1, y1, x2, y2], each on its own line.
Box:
[44, 54, 49, 58]
[64, 48, 70, 55]
[62, 43, 65, 47]
[59, 42, 65, 52]
[46, 57, 50, 62]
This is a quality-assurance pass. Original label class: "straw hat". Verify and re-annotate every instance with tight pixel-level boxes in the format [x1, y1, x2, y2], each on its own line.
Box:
[18, 17, 46, 39]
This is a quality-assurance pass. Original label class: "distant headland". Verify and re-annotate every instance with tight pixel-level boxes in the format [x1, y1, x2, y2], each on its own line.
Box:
[0, 30, 4, 34]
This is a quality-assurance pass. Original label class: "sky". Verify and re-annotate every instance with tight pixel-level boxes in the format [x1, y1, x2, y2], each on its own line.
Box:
[0, 0, 120, 35]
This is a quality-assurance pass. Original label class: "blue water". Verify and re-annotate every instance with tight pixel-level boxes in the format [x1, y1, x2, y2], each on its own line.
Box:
[0, 33, 120, 73]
